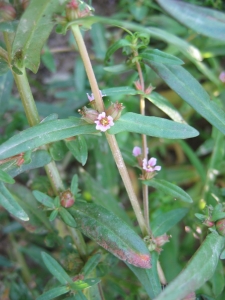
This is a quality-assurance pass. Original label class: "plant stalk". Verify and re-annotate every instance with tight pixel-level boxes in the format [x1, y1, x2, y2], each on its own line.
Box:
[71, 24, 148, 236]
[135, 58, 150, 231]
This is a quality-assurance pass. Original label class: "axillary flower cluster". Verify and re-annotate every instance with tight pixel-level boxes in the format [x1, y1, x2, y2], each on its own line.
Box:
[79, 90, 124, 132]
[133, 146, 161, 179]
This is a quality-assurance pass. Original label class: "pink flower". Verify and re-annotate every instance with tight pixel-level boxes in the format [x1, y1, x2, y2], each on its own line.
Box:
[133, 146, 142, 157]
[219, 71, 225, 83]
[87, 90, 106, 102]
[95, 112, 114, 132]
[143, 157, 161, 172]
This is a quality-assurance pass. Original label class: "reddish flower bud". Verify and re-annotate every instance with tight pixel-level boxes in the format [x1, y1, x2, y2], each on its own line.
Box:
[79, 107, 99, 124]
[134, 80, 142, 91]
[216, 219, 225, 236]
[106, 102, 125, 121]
[203, 219, 214, 227]
[145, 84, 155, 95]
[0, 4, 16, 21]
[154, 234, 170, 247]
[60, 190, 75, 208]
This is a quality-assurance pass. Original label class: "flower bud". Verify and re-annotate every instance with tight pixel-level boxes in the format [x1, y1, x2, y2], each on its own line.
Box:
[216, 219, 225, 236]
[154, 234, 170, 247]
[60, 190, 75, 208]
[203, 219, 214, 227]
[106, 102, 125, 121]
[0, 4, 16, 21]
[79, 107, 99, 124]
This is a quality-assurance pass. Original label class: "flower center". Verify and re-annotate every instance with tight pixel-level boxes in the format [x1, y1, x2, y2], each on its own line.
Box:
[100, 117, 109, 126]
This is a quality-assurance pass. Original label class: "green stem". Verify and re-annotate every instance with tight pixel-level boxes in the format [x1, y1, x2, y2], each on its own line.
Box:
[135, 58, 150, 231]
[69, 227, 87, 259]
[71, 24, 148, 236]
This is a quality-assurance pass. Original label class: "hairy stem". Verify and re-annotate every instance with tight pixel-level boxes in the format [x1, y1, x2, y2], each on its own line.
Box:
[71, 24, 148, 236]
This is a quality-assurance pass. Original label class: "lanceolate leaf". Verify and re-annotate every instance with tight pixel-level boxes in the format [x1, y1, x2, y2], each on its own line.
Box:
[0, 118, 96, 160]
[69, 202, 151, 268]
[108, 112, 199, 139]
[2, 150, 52, 178]
[146, 92, 185, 123]
[101, 86, 138, 98]
[41, 252, 73, 285]
[36, 286, 70, 300]
[0, 169, 15, 184]
[144, 179, 193, 203]
[12, 0, 66, 73]
[127, 251, 162, 298]
[140, 49, 184, 65]
[147, 62, 225, 135]
[154, 233, 225, 300]
[151, 208, 189, 237]
[157, 0, 225, 41]
[59, 207, 77, 228]
[0, 182, 29, 221]
[105, 39, 131, 62]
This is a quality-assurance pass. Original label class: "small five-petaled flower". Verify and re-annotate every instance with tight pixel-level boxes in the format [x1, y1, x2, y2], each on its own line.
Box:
[95, 112, 114, 132]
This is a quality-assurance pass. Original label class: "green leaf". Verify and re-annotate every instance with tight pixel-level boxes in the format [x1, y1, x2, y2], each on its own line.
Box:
[210, 260, 224, 298]
[146, 62, 225, 135]
[104, 63, 133, 74]
[59, 207, 77, 228]
[36, 286, 70, 300]
[80, 169, 132, 227]
[0, 71, 14, 114]
[0, 57, 9, 75]
[0, 169, 15, 184]
[81, 253, 102, 277]
[65, 136, 88, 166]
[108, 112, 199, 139]
[151, 208, 189, 236]
[178, 140, 206, 182]
[154, 233, 225, 300]
[8, 183, 52, 233]
[49, 209, 58, 222]
[0, 118, 96, 160]
[101, 86, 138, 98]
[69, 201, 151, 268]
[2, 150, 52, 178]
[146, 92, 185, 123]
[127, 251, 161, 298]
[157, 0, 225, 41]
[0, 21, 18, 32]
[140, 49, 184, 65]
[144, 179, 193, 203]
[0, 182, 29, 221]
[32, 190, 54, 209]
[41, 252, 73, 285]
[49, 141, 68, 161]
[11, 0, 66, 73]
[105, 39, 131, 62]
[71, 174, 79, 196]
[41, 45, 56, 73]
[74, 292, 88, 300]
[70, 278, 101, 291]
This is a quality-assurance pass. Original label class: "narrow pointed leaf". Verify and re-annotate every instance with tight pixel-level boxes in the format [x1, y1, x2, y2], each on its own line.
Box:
[36, 286, 70, 300]
[157, 0, 225, 41]
[59, 207, 77, 228]
[8, 183, 52, 233]
[101, 86, 138, 98]
[105, 39, 131, 62]
[0, 118, 96, 160]
[71, 278, 101, 291]
[146, 92, 185, 123]
[144, 179, 193, 203]
[127, 251, 161, 298]
[65, 136, 88, 166]
[12, 0, 66, 73]
[0, 182, 29, 221]
[154, 233, 225, 300]
[81, 253, 102, 277]
[2, 150, 52, 178]
[140, 49, 184, 65]
[69, 202, 151, 268]
[41, 252, 73, 285]
[147, 62, 225, 135]
[151, 208, 189, 237]
[108, 112, 199, 139]
[32, 190, 55, 209]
